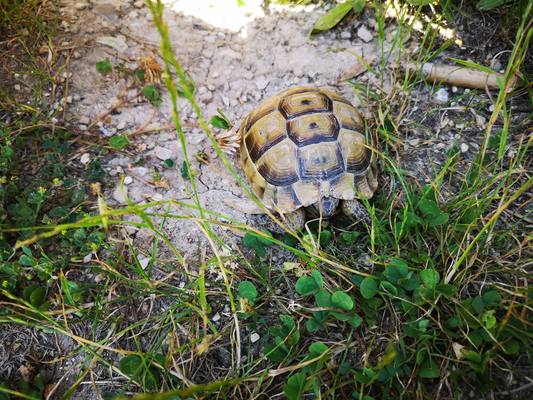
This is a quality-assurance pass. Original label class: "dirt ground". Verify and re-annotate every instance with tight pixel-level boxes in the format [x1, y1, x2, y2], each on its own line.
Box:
[64, 0, 394, 262]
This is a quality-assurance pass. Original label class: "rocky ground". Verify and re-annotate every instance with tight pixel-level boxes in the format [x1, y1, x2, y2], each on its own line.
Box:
[62, 0, 419, 262]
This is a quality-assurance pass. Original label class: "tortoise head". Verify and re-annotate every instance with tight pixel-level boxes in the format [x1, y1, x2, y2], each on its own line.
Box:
[307, 197, 339, 219]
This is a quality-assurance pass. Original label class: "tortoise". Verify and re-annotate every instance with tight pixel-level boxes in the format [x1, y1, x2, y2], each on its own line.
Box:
[237, 86, 378, 231]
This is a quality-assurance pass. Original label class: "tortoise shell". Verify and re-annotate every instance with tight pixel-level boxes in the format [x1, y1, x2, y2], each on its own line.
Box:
[240, 86, 378, 213]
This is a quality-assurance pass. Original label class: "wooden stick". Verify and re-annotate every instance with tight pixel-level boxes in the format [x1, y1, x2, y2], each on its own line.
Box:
[406, 62, 516, 91]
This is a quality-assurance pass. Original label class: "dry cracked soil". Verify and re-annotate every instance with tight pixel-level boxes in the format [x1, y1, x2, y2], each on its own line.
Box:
[61, 0, 517, 262]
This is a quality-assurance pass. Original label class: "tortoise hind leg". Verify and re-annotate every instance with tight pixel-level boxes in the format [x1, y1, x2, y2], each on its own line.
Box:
[256, 208, 306, 234]
[341, 199, 371, 225]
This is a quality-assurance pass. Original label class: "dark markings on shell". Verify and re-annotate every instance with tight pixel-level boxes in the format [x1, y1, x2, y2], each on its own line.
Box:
[287, 113, 339, 147]
[346, 144, 372, 174]
[245, 131, 287, 163]
[258, 162, 299, 186]
[279, 92, 333, 120]
[288, 185, 301, 208]
[273, 185, 302, 209]
[298, 142, 345, 181]
[245, 106, 276, 133]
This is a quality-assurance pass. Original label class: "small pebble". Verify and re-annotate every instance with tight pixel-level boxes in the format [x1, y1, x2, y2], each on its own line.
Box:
[461, 143, 469, 153]
[80, 153, 91, 165]
[433, 88, 449, 104]
[154, 146, 173, 161]
[124, 176, 133, 185]
[212, 313, 221, 322]
[134, 0, 144, 8]
[340, 31, 351, 40]
[116, 120, 126, 130]
[255, 76, 268, 90]
[74, 2, 89, 11]
[357, 25, 373, 42]
[451, 86, 458, 93]
[14, 84, 21, 91]
[475, 114, 486, 128]
[139, 257, 150, 269]
[250, 333, 260, 343]
[113, 185, 128, 204]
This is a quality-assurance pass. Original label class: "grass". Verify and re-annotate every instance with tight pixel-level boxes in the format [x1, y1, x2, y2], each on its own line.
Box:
[1, 0, 532, 399]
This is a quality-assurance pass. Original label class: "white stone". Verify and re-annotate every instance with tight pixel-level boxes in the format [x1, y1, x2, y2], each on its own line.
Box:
[116, 120, 126, 130]
[433, 88, 449, 104]
[96, 35, 128, 53]
[14, 84, 21, 91]
[212, 313, 221, 322]
[357, 25, 373, 42]
[340, 31, 351, 39]
[154, 146, 173, 160]
[139, 257, 150, 269]
[124, 176, 133, 185]
[475, 114, 486, 128]
[188, 133, 205, 145]
[451, 86, 458, 93]
[83, 253, 92, 263]
[74, 2, 89, 11]
[132, 166, 149, 177]
[250, 333, 260, 343]
[461, 143, 469, 153]
[255, 76, 268, 90]
[113, 185, 128, 204]
[80, 153, 91, 165]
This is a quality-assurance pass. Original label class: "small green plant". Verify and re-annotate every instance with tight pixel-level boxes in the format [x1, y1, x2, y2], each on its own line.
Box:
[264, 315, 301, 362]
[119, 354, 162, 390]
[142, 84, 162, 106]
[180, 160, 191, 180]
[209, 108, 231, 130]
[242, 230, 274, 257]
[96, 58, 113, 75]
[108, 134, 130, 150]
[295, 270, 362, 332]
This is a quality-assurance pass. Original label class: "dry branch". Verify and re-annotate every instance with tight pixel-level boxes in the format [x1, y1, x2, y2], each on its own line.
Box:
[406, 62, 517, 91]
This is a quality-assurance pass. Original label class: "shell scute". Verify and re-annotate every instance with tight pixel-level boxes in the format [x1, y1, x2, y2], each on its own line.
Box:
[279, 91, 332, 119]
[298, 142, 344, 181]
[244, 110, 287, 162]
[287, 113, 339, 147]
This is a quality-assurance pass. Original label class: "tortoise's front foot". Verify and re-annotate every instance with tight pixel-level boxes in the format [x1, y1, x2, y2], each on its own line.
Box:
[341, 199, 371, 225]
[256, 208, 306, 234]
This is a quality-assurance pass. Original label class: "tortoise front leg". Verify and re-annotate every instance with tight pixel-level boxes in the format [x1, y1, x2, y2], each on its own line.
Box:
[341, 199, 371, 224]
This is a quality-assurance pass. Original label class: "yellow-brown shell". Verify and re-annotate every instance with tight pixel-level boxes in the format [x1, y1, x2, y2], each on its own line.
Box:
[240, 86, 378, 213]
